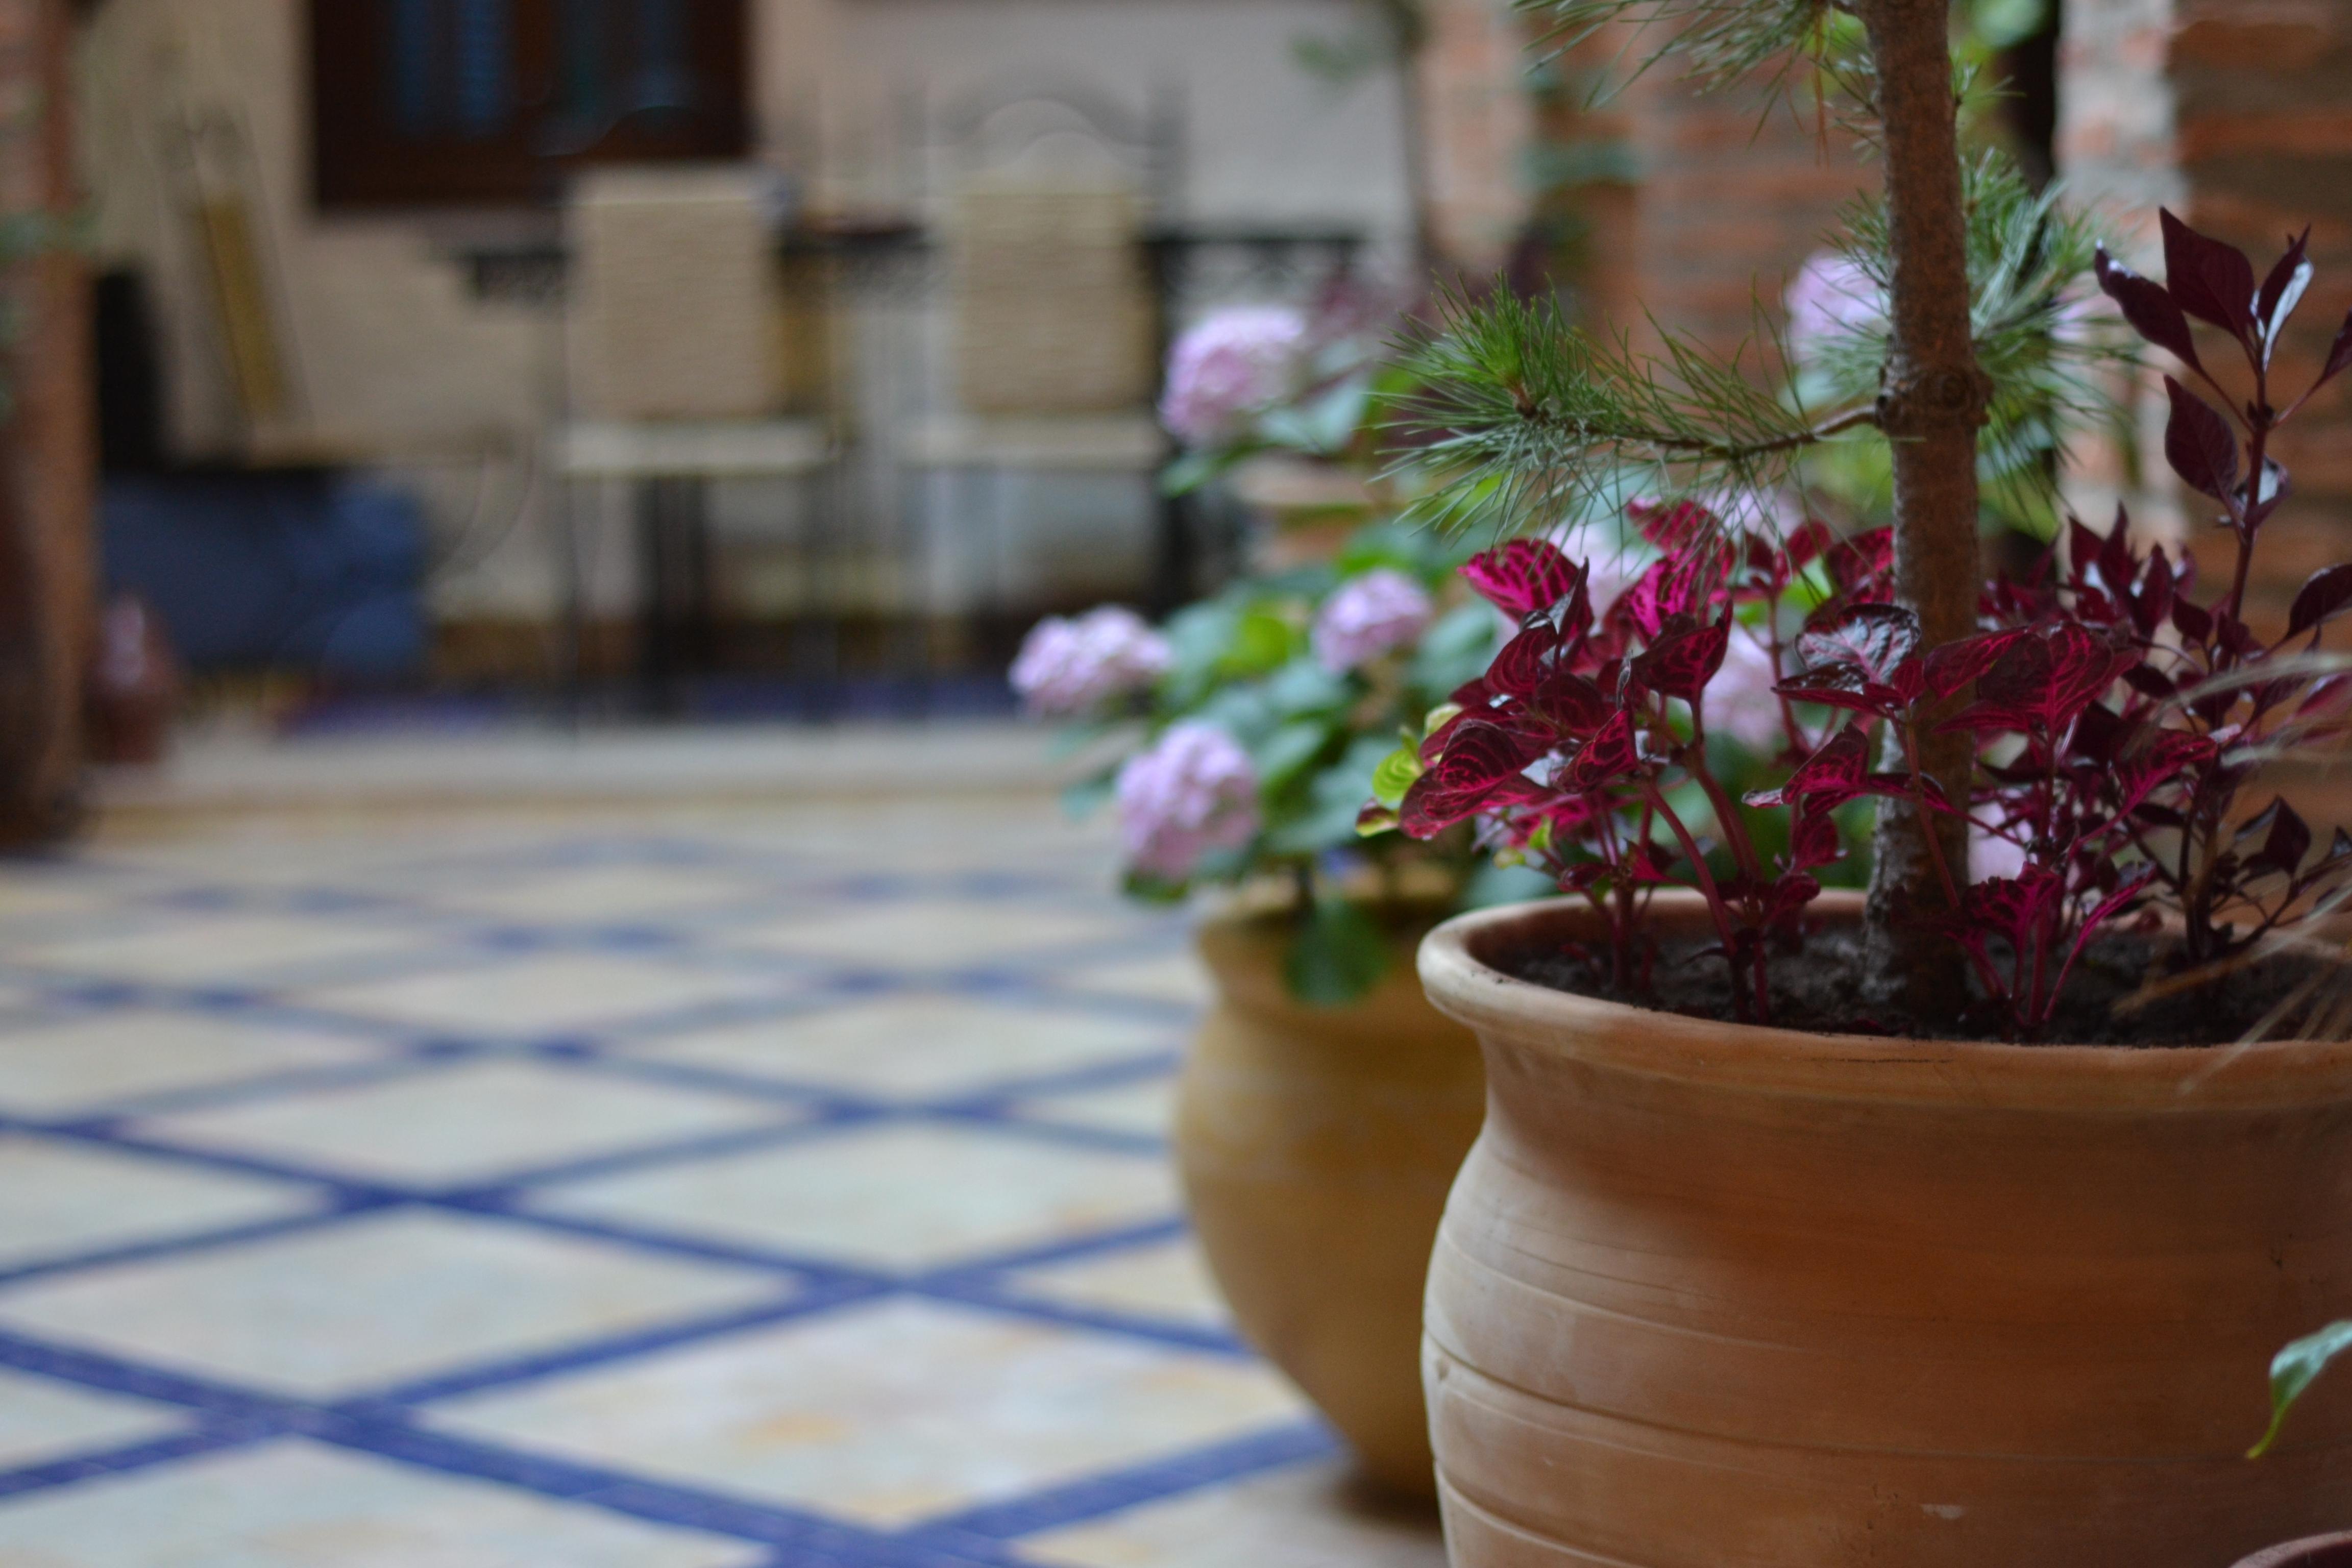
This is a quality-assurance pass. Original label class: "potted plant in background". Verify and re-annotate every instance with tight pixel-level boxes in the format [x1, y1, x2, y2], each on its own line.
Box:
[1369, 0, 2352, 1560]
[1013, 519, 1523, 1496]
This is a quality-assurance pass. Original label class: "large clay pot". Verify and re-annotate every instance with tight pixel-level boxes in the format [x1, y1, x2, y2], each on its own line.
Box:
[2240, 1535, 2352, 1567]
[1177, 900, 1485, 1497]
[1416, 890, 2352, 1568]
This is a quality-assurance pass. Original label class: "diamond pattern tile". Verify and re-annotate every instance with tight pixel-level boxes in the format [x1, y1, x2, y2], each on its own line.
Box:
[0, 1210, 782, 1395]
[627, 995, 1173, 1097]
[432, 1297, 1307, 1526]
[0, 781, 1441, 1568]
[0, 1439, 763, 1567]
[0, 1135, 321, 1270]
[530, 1123, 1179, 1270]
[292, 953, 791, 1037]
[134, 1060, 793, 1185]
[0, 1010, 371, 1118]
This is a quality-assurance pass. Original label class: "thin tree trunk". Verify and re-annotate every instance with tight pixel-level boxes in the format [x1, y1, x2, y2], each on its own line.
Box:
[1856, 0, 1986, 1013]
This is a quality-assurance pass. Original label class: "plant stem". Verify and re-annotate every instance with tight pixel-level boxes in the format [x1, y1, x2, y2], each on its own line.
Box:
[1644, 781, 1756, 1021]
[1857, 0, 1987, 1016]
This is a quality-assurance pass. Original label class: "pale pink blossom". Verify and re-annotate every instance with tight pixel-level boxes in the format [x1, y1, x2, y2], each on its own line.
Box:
[1784, 251, 1886, 361]
[1160, 306, 1310, 448]
[1703, 627, 1791, 753]
[1010, 606, 1170, 718]
[1313, 569, 1435, 672]
[1116, 722, 1261, 881]
[1972, 830, 2030, 882]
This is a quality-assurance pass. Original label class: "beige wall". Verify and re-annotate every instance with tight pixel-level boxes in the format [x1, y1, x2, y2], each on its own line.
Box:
[77, 0, 1421, 629]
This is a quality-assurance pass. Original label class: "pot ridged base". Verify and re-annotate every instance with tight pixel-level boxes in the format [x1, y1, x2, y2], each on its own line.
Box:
[1418, 893, 2352, 1568]
[1176, 903, 1484, 1498]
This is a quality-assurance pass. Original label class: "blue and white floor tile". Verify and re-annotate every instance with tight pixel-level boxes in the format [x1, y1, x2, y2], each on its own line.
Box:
[0, 795, 1446, 1566]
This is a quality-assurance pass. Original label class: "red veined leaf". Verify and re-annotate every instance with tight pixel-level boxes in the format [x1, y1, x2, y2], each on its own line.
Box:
[1620, 541, 1733, 638]
[1462, 540, 1582, 619]
[2289, 564, 2352, 639]
[1531, 671, 1612, 733]
[1628, 497, 1718, 551]
[1941, 624, 2129, 736]
[2258, 228, 2315, 363]
[1787, 807, 1845, 871]
[2161, 208, 2258, 341]
[1785, 518, 1836, 570]
[2063, 865, 2159, 975]
[1561, 708, 1641, 791]
[1966, 865, 2065, 953]
[1823, 528, 1894, 598]
[1796, 601, 1923, 685]
[1398, 719, 1549, 838]
[1633, 616, 1731, 700]
[1764, 873, 1823, 927]
[2164, 376, 2241, 503]
[1924, 628, 2029, 699]
[1745, 723, 1870, 810]
[1486, 619, 1564, 698]
[1775, 662, 1903, 718]
[2095, 244, 2203, 371]
[2113, 730, 2217, 816]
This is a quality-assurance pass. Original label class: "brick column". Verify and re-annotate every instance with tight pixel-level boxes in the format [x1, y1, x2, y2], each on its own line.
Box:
[1416, 0, 1537, 272]
[0, 0, 90, 845]
[2061, 0, 2352, 629]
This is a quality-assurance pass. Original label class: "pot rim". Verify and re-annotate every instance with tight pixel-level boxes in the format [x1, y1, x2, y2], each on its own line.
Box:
[2235, 1533, 2352, 1568]
[1417, 890, 2352, 1112]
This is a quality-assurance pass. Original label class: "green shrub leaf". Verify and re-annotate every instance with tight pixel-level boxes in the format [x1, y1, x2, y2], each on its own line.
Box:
[2252, 1320, 2352, 1458]
[1284, 897, 1391, 1006]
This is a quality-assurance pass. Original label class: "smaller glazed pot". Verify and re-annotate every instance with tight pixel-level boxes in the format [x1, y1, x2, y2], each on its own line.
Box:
[1174, 895, 1484, 1498]
[2239, 1535, 2352, 1567]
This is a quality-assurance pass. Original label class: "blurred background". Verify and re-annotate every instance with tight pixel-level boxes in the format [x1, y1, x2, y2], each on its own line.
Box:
[0, 3, 2344, 1566]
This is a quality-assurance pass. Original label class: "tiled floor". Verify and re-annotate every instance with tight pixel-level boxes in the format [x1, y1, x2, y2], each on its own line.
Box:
[0, 768, 1447, 1567]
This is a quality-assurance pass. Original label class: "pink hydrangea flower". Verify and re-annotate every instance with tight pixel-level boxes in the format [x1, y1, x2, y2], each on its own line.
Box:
[1313, 569, 1435, 672]
[1702, 626, 1791, 754]
[1116, 722, 1260, 882]
[1784, 251, 1886, 362]
[1010, 606, 1171, 718]
[1159, 306, 1309, 449]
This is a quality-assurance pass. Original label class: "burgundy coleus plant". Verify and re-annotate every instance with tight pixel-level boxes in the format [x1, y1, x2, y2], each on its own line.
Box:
[1387, 507, 1888, 1023]
[1385, 211, 2352, 1041]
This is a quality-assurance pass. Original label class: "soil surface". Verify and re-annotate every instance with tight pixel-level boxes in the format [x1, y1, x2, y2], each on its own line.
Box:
[1502, 926, 2342, 1045]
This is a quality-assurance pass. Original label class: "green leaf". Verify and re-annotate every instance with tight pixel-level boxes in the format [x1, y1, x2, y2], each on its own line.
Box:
[1408, 603, 1505, 701]
[1284, 897, 1392, 1006]
[1266, 734, 1395, 854]
[1222, 606, 1301, 679]
[1060, 772, 1117, 820]
[1371, 744, 1425, 809]
[1254, 719, 1336, 795]
[1264, 657, 1352, 720]
[2252, 1320, 2352, 1458]
[1160, 447, 1240, 497]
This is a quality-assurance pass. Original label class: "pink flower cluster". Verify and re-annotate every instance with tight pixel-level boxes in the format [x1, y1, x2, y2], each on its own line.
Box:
[1115, 722, 1260, 881]
[1783, 252, 1885, 362]
[1159, 305, 1309, 449]
[1010, 607, 1171, 718]
[1312, 569, 1434, 672]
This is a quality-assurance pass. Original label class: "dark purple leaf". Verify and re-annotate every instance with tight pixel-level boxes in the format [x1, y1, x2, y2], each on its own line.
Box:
[1924, 628, 2029, 699]
[2172, 594, 2214, 643]
[1531, 671, 1612, 733]
[2319, 309, 2352, 394]
[1633, 616, 1730, 700]
[1561, 708, 1639, 791]
[1796, 602, 1922, 685]
[2121, 664, 2177, 701]
[2260, 798, 2313, 876]
[2164, 376, 2242, 503]
[2095, 244, 2202, 371]
[2161, 208, 2258, 341]
[2258, 229, 2315, 362]
[2289, 564, 2352, 639]
[2135, 544, 2176, 638]
[1399, 720, 1549, 838]
[1745, 723, 1869, 810]
[1462, 541, 1582, 619]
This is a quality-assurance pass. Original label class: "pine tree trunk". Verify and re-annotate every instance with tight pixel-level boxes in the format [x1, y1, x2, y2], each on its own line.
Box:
[1856, 0, 1986, 1013]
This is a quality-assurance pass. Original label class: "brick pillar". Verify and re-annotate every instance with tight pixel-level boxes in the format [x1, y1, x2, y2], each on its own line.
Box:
[1417, 0, 1536, 272]
[2061, 0, 2352, 630]
[0, 0, 90, 845]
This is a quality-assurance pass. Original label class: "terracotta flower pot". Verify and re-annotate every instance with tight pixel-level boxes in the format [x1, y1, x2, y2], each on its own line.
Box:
[1416, 890, 2352, 1568]
[1176, 900, 1485, 1497]
[2240, 1535, 2352, 1567]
